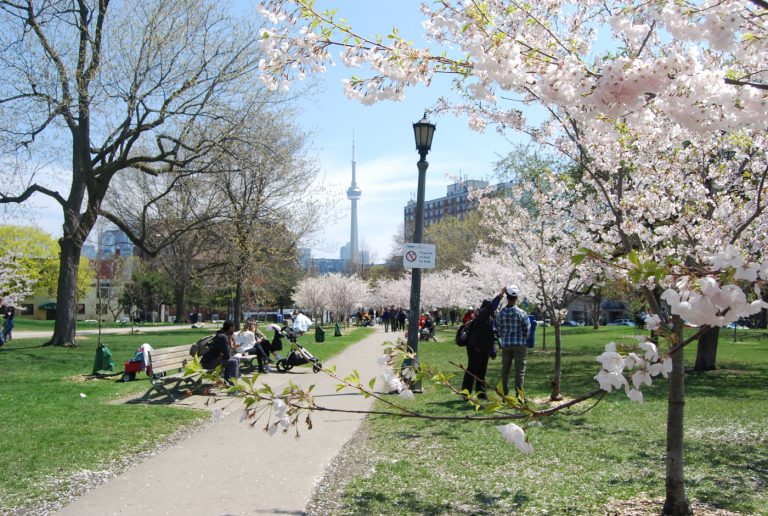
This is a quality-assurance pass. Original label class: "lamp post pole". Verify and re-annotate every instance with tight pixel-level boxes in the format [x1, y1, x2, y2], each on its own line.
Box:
[406, 113, 435, 392]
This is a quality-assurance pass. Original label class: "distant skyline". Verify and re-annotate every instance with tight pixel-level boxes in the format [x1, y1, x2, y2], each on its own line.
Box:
[5, 1, 522, 263]
[292, 1, 520, 261]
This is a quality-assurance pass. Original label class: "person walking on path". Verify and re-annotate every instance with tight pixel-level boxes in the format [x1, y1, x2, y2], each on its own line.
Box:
[496, 285, 531, 398]
[396, 309, 406, 332]
[461, 289, 503, 399]
[381, 308, 391, 332]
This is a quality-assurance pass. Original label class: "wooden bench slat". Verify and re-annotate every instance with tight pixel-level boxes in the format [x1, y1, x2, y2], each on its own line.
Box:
[151, 351, 190, 361]
[141, 344, 205, 401]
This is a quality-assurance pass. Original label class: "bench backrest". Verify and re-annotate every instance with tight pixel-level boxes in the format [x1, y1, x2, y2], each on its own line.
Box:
[148, 344, 192, 375]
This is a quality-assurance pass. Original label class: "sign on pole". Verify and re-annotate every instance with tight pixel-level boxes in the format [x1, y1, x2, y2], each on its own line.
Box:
[403, 243, 436, 269]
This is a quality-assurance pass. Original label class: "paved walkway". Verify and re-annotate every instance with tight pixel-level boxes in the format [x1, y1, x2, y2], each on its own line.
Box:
[56, 326, 396, 515]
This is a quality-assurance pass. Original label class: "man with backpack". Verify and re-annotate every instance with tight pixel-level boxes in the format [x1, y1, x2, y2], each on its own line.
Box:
[460, 287, 505, 399]
[496, 285, 531, 399]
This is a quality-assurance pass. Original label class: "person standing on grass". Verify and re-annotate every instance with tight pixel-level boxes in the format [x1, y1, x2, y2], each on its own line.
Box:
[461, 288, 504, 399]
[1, 306, 15, 344]
[201, 320, 239, 385]
[496, 285, 531, 399]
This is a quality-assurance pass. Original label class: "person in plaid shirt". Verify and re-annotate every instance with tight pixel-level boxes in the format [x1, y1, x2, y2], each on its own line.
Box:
[496, 285, 531, 398]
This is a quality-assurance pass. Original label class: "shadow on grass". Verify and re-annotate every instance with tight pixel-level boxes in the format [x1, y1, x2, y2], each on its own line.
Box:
[685, 438, 768, 512]
[684, 364, 768, 399]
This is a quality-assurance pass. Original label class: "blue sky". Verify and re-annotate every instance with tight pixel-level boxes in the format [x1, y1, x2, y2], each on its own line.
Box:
[10, 1, 520, 262]
[293, 0, 518, 261]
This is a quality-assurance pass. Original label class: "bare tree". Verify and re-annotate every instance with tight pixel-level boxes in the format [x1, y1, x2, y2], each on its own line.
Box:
[212, 107, 329, 328]
[0, 0, 263, 345]
[106, 170, 225, 323]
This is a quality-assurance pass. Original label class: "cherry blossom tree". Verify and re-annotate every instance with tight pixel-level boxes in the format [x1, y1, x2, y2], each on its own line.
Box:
[294, 275, 329, 322]
[321, 273, 371, 325]
[478, 180, 601, 400]
[0, 254, 35, 308]
[369, 275, 411, 309]
[253, 2, 768, 511]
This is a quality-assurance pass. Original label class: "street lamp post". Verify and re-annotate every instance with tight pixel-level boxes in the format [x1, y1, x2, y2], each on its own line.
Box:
[406, 113, 436, 392]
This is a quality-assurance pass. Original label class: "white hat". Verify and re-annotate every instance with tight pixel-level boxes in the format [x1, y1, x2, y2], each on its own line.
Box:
[507, 285, 519, 296]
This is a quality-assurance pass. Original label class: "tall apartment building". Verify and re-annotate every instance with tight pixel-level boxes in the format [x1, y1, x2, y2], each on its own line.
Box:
[403, 179, 489, 228]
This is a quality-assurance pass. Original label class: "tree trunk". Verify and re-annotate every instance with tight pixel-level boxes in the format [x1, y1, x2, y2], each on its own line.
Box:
[47, 236, 83, 347]
[592, 291, 602, 330]
[662, 316, 691, 515]
[694, 326, 719, 371]
[550, 322, 562, 400]
[175, 286, 188, 324]
[233, 277, 243, 329]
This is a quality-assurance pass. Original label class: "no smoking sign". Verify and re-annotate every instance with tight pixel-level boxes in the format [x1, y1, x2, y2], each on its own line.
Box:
[403, 243, 436, 269]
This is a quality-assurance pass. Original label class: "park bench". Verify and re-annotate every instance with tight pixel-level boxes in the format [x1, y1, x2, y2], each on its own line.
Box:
[140, 344, 203, 401]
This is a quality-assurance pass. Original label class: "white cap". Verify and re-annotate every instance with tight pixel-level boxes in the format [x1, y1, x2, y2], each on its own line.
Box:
[507, 285, 519, 296]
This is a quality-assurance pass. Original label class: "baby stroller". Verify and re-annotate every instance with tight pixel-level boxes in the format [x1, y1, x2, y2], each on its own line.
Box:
[270, 325, 323, 373]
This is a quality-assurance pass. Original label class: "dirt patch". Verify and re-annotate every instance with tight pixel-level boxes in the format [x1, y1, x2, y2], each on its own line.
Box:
[605, 497, 746, 515]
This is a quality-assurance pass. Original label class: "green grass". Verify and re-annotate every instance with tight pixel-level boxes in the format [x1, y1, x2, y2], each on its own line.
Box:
[329, 325, 768, 514]
[0, 329, 212, 510]
[0, 324, 368, 511]
[11, 316, 183, 332]
[302, 324, 375, 363]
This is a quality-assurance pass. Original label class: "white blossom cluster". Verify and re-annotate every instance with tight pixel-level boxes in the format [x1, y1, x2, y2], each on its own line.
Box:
[266, 398, 292, 435]
[377, 351, 415, 400]
[658, 247, 768, 328]
[594, 340, 672, 403]
[496, 423, 534, 454]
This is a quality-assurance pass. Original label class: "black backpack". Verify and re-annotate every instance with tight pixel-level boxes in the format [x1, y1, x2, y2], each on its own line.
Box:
[190, 334, 215, 357]
[455, 320, 473, 347]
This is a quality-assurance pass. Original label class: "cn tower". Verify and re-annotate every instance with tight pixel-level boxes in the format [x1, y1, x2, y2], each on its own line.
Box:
[347, 137, 362, 267]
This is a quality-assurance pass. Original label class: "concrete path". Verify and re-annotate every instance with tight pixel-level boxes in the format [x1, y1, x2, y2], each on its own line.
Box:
[57, 326, 397, 516]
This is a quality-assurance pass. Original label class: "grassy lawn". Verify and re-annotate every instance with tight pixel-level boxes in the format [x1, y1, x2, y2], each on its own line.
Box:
[0, 324, 369, 512]
[327, 325, 768, 514]
[302, 323, 375, 363]
[11, 316, 186, 332]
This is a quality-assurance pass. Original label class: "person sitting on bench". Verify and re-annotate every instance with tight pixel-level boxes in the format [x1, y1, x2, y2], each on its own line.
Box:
[201, 320, 239, 385]
[233, 320, 272, 373]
